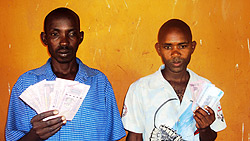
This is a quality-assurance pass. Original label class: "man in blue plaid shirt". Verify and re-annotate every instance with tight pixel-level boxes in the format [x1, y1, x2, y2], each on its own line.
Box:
[5, 7, 126, 141]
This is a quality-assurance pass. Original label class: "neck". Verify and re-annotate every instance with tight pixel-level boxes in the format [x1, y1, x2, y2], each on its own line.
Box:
[161, 68, 189, 83]
[51, 59, 78, 80]
[161, 68, 190, 103]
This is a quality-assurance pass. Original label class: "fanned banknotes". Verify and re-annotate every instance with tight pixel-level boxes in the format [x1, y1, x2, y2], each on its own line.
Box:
[19, 78, 90, 121]
[190, 80, 224, 111]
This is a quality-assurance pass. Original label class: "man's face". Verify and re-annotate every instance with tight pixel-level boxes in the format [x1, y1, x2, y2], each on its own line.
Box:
[42, 15, 83, 64]
[155, 27, 196, 74]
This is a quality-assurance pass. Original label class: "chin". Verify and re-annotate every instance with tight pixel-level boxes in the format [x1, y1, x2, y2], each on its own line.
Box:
[57, 60, 72, 64]
[170, 67, 186, 73]
[54, 56, 75, 64]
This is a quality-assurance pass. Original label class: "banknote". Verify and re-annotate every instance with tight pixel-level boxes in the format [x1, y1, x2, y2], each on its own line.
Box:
[19, 86, 42, 113]
[189, 80, 207, 104]
[59, 83, 90, 120]
[190, 81, 224, 111]
[19, 78, 90, 121]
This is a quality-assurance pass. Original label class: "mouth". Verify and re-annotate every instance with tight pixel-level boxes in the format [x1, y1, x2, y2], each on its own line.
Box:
[58, 49, 71, 57]
[171, 58, 182, 67]
[172, 61, 182, 67]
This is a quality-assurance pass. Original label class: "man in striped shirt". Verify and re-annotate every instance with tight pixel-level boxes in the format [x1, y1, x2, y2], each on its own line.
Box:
[6, 7, 125, 141]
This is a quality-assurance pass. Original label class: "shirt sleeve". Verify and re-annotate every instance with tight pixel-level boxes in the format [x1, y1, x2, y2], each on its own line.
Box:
[5, 77, 35, 141]
[104, 77, 126, 141]
[210, 102, 227, 132]
[122, 81, 145, 133]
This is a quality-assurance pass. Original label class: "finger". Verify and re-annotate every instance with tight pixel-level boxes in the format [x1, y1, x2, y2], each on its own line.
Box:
[39, 125, 63, 140]
[193, 111, 203, 123]
[31, 110, 59, 123]
[32, 116, 65, 130]
[194, 109, 209, 125]
[195, 107, 209, 117]
[205, 106, 216, 123]
[194, 113, 210, 129]
[193, 114, 201, 123]
[193, 114, 203, 128]
[205, 106, 215, 115]
[35, 119, 65, 137]
[193, 108, 204, 120]
[195, 123, 201, 129]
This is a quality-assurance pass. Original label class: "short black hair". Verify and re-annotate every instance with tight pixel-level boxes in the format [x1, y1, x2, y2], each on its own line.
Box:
[44, 7, 80, 33]
[158, 19, 192, 42]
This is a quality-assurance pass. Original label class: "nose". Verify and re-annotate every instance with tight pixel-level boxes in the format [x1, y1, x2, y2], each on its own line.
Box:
[171, 46, 181, 57]
[60, 35, 69, 46]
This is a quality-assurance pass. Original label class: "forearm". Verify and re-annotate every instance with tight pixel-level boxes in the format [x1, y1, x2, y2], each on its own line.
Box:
[126, 131, 143, 141]
[199, 126, 217, 141]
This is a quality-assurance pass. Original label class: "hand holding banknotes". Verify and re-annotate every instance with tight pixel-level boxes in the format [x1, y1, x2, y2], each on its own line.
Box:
[193, 106, 217, 141]
[193, 106, 215, 130]
[19, 78, 90, 121]
[20, 110, 66, 141]
[189, 80, 222, 141]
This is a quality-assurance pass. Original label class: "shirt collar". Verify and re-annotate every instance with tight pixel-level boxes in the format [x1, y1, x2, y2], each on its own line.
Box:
[34, 58, 96, 82]
[75, 58, 90, 82]
[148, 65, 169, 89]
[149, 65, 194, 89]
[44, 58, 56, 80]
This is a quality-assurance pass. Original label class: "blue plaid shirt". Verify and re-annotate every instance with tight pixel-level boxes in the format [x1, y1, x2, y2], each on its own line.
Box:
[6, 58, 126, 141]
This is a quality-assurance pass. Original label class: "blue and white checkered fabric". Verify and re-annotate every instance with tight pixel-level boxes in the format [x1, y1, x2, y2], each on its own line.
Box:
[6, 58, 126, 141]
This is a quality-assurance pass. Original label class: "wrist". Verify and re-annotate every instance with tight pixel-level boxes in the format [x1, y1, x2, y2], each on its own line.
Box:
[198, 126, 211, 133]
[27, 129, 42, 141]
[18, 129, 41, 141]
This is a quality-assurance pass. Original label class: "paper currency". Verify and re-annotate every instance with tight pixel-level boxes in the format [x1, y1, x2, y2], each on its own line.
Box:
[190, 81, 224, 111]
[19, 78, 90, 121]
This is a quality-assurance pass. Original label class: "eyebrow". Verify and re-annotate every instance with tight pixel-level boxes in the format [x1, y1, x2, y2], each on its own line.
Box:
[161, 42, 189, 45]
[49, 28, 77, 32]
[178, 42, 189, 45]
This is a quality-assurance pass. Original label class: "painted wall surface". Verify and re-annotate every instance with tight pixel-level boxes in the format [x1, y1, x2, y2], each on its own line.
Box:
[0, 0, 249, 140]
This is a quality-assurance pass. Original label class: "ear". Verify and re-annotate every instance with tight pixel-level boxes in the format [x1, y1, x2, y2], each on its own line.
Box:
[155, 43, 161, 56]
[191, 41, 196, 54]
[41, 32, 48, 46]
[79, 31, 84, 44]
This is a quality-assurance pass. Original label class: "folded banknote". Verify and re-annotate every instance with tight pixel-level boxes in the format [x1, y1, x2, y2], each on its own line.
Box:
[190, 80, 224, 111]
[19, 78, 90, 121]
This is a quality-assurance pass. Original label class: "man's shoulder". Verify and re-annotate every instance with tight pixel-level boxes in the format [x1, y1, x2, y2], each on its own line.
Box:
[18, 64, 47, 79]
[138, 71, 159, 82]
[77, 60, 108, 81]
[188, 69, 210, 83]
[80, 64, 103, 76]
[12, 64, 47, 93]
[130, 70, 160, 89]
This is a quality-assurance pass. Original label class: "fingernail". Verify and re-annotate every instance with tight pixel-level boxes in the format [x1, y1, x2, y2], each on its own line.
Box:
[61, 116, 66, 121]
[63, 120, 67, 124]
[62, 117, 67, 124]
[205, 106, 208, 109]
[53, 110, 59, 115]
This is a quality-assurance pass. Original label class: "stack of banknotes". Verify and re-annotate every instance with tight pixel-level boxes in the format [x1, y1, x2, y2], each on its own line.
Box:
[19, 78, 90, 120]
[190, 80, 224, 111]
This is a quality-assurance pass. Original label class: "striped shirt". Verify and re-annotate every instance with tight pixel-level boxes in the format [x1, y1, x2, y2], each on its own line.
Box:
[6, 58, 126, 141]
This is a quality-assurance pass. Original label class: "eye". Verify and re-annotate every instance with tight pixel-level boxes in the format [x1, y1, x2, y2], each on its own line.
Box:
[162, 45, 172, 50]
[50, 32, 59, 37]
[68, 31, 77, 37]
[178, 45, 187, 49]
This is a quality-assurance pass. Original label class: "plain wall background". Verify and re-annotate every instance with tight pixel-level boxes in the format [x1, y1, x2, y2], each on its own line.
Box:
[0, 0, 249, 140]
